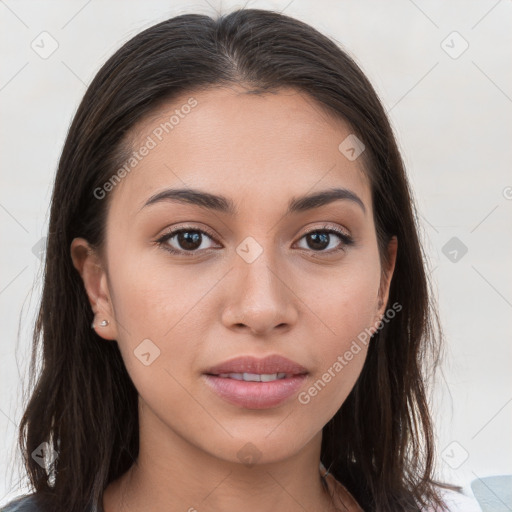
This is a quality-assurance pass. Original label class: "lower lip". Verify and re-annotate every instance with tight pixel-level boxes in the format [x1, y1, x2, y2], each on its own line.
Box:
[203, 374, 308, 409]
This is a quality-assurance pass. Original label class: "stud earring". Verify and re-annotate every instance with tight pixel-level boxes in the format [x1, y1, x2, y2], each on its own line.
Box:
[91, 319, 109, 329]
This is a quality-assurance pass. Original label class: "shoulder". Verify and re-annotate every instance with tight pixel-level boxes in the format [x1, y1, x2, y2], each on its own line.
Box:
[429, 488, 483, 512]
[0, 494, 40, 512]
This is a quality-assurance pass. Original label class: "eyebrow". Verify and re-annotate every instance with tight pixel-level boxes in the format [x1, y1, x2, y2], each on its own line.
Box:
[141, 186, 366, 215]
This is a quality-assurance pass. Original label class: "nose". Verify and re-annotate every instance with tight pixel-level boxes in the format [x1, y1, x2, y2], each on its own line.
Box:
[221, 251, 298, 337]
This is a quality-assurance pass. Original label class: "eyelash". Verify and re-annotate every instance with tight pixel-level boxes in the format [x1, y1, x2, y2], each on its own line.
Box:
[155, 224, 354, 257]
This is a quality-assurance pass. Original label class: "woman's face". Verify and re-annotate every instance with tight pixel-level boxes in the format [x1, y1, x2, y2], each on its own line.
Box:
[73, 85, 396, 466]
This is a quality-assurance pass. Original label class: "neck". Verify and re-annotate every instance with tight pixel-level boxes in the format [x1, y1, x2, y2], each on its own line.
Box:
[103, 404, 338, 512]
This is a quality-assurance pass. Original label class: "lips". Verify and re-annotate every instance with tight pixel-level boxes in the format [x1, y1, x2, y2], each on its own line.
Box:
[215, 372, 288, 382]
[202, 354, 309, 409]
[204, 354, 308, 377]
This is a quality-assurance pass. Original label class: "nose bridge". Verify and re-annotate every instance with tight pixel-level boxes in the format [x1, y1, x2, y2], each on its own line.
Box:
[222, 235, 297, 334]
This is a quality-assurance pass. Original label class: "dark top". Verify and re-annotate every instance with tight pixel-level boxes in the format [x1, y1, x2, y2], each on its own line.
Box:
[0, 494, 102, 512]
[0, 494, 39, 512]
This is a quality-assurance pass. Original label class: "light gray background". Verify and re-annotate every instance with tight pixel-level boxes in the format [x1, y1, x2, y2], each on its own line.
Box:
[1, 0, 511, 506]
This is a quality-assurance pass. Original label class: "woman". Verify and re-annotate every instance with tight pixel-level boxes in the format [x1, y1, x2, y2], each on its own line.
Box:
[1, 8, 473, 512]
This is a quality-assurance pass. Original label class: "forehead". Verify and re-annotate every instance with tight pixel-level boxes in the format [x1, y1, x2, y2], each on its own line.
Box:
[109, 85, 372, 220]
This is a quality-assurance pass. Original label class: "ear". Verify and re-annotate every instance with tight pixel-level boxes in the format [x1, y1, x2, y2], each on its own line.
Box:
[70, 237, 118, 341]
[375, 236, 398, 319]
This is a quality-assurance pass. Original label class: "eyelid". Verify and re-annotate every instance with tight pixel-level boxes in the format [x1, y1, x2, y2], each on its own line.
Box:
[300, 223, 351, 239]
[157, 223, 219, 242]
[294, 223, 354, 251]
[156, 222, 354, 256]
[155, 224, 222, 255]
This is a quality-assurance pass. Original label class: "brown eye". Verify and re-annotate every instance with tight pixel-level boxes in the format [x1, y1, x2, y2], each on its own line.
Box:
[305, 232, 330, 250]
[296, 226, 354, 253]
[173, 230, 203, 251]
[157, 226, 220, 255]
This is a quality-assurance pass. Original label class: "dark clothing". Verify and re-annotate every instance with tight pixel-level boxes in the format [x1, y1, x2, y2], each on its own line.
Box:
[0, 494, 39, 512]
[0, 494, 101, 512]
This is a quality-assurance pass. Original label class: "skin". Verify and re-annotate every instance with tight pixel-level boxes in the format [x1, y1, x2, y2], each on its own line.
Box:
[71, 85, 397, 512]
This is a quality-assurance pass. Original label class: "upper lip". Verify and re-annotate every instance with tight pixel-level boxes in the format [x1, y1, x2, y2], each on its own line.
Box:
[204, 354, 308, 376]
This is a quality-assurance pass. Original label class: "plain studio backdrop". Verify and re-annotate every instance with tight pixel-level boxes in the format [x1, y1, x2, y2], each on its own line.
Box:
[0, 0, 511, 507]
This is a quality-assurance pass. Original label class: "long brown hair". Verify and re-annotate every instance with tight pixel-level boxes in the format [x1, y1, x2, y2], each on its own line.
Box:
[14, 8, 458, 511]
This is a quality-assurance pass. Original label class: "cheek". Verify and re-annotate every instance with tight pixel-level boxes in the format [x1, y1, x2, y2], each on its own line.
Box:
[294, 253, 380, 410]
[109, 246, 218, 335]
[106, 255, 212, 419]
[106, 247, 241, 403]
[301, 250, 381, 344]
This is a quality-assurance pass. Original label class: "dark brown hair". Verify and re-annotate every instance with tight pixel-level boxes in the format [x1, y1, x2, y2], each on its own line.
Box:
[13, 8, 459, 511]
